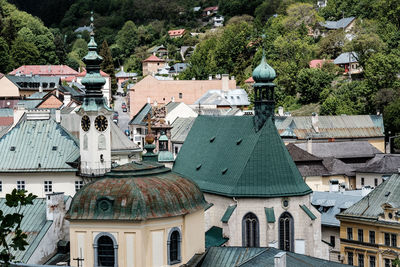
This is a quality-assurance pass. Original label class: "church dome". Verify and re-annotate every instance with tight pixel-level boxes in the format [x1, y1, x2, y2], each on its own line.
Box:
[67, 161, 206, 221]
[252, 51, 276, 83]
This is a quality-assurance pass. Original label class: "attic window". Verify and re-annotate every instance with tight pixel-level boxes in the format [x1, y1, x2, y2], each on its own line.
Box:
[236, 138, 242, 145]
[196, 164, 202, 170]
[222, 168, 228, 174]
[385, 192, 391, 197]
[10, 146, 15, 151]
[50, 83, 55, 88]
[210, 136, 216, 143]
[52, 146, 57, 151]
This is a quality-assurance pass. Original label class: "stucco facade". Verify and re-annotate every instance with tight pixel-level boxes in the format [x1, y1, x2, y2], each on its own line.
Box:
[305, 175, 350, 192]
[69, 209, 204, 267]
[129, 75, 236, 117]
[204, 193, 329, 259]
[356, 172, 388, 189]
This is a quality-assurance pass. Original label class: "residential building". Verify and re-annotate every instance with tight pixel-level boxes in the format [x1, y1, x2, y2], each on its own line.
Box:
[203, 6, 218, 16]
[356, 154, 400, 189]
[337, 173, 400, 266]
[173, 51, 329, 259]
[194, 88, 250, 109]
[171, 117, 196, 158]
[213, 15, 224, 27]
[310, 59, 333, 68]
[169, 63, 189, 75]
[76, 68, 112, 106]
[6, 75, 60, 98]
[9, 65, 79, 81]
[142, 55, 166, 76]
[276, 114, 385, 152]
[0, 75, 20, 100]
[180, 46, 195, 61]
[321, 17, 356, 32]
[115, 66, 137, 92]
[312, 191, 364, 262]
[168, 29, 186, 38]
[148, 45, 168, 58]
[334, 52, 362, 74]
[129, 74, 236, 117]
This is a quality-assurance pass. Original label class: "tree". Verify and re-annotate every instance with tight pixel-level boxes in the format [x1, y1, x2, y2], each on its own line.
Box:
[116, 21, 138, 59]
[53, 32, 67, 64]
[317, 30, 345, 58]
[99, 40, 117, 94]
[364, 52, 400, 90]
[10, 36, 40, 68]
[296, 68, 334, 104]
[384, 98, 400, 138]
[283, 3, 323, 30]
[72, 38, 88, 59]
[0, 37, 11, 73]
[0, 189, 37, 265]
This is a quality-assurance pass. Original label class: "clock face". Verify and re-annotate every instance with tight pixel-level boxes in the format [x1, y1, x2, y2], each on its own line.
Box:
[95, 115, 108, 132]
[81, 115, 90, 132]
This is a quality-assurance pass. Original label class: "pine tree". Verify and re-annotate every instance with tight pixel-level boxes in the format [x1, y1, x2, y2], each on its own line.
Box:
[99, 40, 117, 95]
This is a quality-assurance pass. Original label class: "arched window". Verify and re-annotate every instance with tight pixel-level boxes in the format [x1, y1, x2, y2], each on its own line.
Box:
[242, 212, 259, 247]
[93, 232, 118, 267]
[167, 227, 182, 265]
[279, 212, 294, 252]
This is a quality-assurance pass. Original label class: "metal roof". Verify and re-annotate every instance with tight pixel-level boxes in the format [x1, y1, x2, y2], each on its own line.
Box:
[221, 204, 236, 223]
[321, 17, 355, 30]
[334, 52, 358, 64]
[205, 226, 229, 248]
[7, 75, 60, 90]
[0, 116, 79, 172]
[129, 103, 152, 126]
[171, 117, 196, 143]
[27, 92, 47, 99]
[195, 89, 250, 106]
[300, 204, 317, 220]
[265, 207, 275, 223]
[173, 116, 312, 198]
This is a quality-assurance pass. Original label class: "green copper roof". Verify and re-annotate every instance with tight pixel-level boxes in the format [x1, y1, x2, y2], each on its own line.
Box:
[67, 161, 206, 221]
[205, 226, 229, 248]
[300, 204, 316, 220]
[221, 204, 237, 223]
[173, 116, 312, 197]
[252, 51, 276, 83]
[159, 134, 169, 141]
[79, 97, 112, 112]
[158, 150, 174, 162]
[265, 207, 275, 223]
[0, 117, 79, 172]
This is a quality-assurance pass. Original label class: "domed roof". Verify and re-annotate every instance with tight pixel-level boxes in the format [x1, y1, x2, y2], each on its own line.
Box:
[252, 51, 276, 83]
[67, 161, 206, 221]
[158, 151, 175, 162]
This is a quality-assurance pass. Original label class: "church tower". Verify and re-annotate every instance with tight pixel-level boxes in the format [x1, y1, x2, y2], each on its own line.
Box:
[77, 12, 113, 177]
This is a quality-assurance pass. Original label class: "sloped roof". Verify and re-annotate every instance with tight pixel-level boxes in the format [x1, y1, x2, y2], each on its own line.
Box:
[312, 191, 363, 227]
[334, 52, 358, 64]
[7, 75, 60, 90]
[115, 70, 137, 78]
[173, 116, 312, 197]
[129, 103, 152, 126]
[9, 65, 78, 76]
[171, 117, 196, 143]
[205, 226, 229, 248]
[321, 17, 355, 30]
[77, 68, 109, 77]
[338, 174, 400, 220]
[286, 143, 322, 162]
[0, 116, 79, 172]
[203, 6, 218, 12]
[143, 55, 165, 62]
[168, 29, 185, 36]
[27, 92, 48, 99]
[165, 101, 181, 113]
[357, 154, 400, 174]
[74, 25, 93, 33]
[195, 89, 250, 106]
[309, 59, 333, 68]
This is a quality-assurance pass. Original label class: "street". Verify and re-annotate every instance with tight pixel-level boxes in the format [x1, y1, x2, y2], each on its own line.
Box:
[113, 95, 131, 133]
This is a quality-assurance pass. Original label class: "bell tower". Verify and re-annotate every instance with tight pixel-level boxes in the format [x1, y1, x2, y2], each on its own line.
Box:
[77, 12, 113, 177]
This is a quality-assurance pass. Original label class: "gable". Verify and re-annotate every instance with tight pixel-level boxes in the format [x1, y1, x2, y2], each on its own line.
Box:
[37, 95, 63, 108]
[0, 76, 19, 97]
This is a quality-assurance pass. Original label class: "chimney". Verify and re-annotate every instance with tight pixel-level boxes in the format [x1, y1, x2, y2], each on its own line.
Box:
[222, 74, 229, 90]
[192, 77, 195, 80]
[63, 94, 71, 107]
[278, 106, 284, 116]
[329, 180, 339, 192]
[339, 183, 346, 193]
[46, 192, 65, 221]
[209, 75, 213, 80]
[55, 109, 61, 123]
[231, 75, 235, 80]
[147, 97, 151, 104]
[274, 252, 286, 267]
[362, 186, 372, 196]
[56, 89, 59, 98]
[307, 138, 312, 154]
[311, 112, 319, 133]
[121, 66, 124, 72]
[171, 96, 175, 102]
[39, 85, 43, 93]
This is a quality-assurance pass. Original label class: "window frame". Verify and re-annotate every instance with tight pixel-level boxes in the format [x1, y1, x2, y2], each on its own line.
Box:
[358, 253, 364, 267]
[391, 234, 397, 247]
[347, 227, 353, 240]
[167, 227, 182, 265]
[44, 180, 52, 193]
[75, 180, 84, 192]
[278, 212, 293, 251]
[348, 252, 353, 265]
[93, 232, 118, 267]
[17, 180, 25, 191]
[369, 231, 375, 244]
[385, 233, 390, 246]
[369, 255, 375, 267]
[358, 229, 363, 242]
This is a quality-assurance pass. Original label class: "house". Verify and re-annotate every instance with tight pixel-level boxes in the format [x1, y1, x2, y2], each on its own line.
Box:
[171, 117, 196, 157]
[310, 59, 333, 68]
[0, 75, 20, 100]
[321, 17, 356, 32]
[334, 52, 362, 74]
[7, 75, 60, 98]
[129, 74, 236, 117]
[115, 66, 137, 92]
[203, 6, 218, 16]
[173, 51, 329, 259]
[148, 45, 168, 58]
[0, 108, 13, 137]
[0, 193, 71, 265]
[213, 15, 224, 27]
[142, 55, 166, 76]
[168, 29, 186, 38]
[311, 191, 364, 262]
[194, 89, 250, 109]
[9, 65, 79, 81]
[276, 114, 385, 152]
[76, 68, 111, 106]
[169, 63, 189, 75]
[180, 46, 195, 61]
[337, 173, 400, 266]
[356, 154, 400, 189]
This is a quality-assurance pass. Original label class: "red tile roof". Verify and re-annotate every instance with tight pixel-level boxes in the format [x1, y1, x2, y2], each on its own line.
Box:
[62, 76, 76, 82]
[168, 29, 186, 37]
[143, 55, 165, 62]
[9, 65, 79, 76]
[204, 6, 218, 12]
[245, 77, 254, 83]
[76, 69, 110, 77]
[309, 59, 333, 68]
[0, 117, 13, 126]
[0, 73, 4, 79]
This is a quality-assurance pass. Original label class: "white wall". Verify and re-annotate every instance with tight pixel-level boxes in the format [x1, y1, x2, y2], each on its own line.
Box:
[165, 104, 197, 125]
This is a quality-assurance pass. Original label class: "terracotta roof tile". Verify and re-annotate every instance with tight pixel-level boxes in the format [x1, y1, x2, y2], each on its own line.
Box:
[76, 68, 110, 77]
[143, 55, 165, 62]
[9, 65, 79, 76]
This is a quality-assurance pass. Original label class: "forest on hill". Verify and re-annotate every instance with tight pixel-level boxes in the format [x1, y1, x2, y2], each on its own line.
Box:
[2, 0, 400, 143]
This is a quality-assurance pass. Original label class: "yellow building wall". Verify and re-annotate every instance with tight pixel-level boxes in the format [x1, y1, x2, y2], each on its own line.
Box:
[368, 139, 385, 153]
[305, 175, 349, 191]
[340, 219, 400, 267]
[69, 210, 204, 267]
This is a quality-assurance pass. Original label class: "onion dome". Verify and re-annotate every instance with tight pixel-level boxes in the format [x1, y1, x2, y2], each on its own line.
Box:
[252, 51, 276, 83]
[67, 161, 206, 221]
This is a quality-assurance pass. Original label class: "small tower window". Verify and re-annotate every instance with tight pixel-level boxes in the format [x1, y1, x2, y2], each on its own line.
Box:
[167, 227, 182, 265]
[94, 232, 118, 267]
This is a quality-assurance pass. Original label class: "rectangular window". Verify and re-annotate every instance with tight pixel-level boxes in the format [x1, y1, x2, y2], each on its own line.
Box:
[347, 227, 353, 240]
[358, 229, 363, 242]
[44, 181, 52, 192]
[369, 231, 375, 244]
[385, 259, 391, 267]
[179, 93, 182, 99]
[174, 146, 179, 155]
[17, 180, 25, 190]
[75, 181, 84, 192]
[358, 254, 364, 267]
[361, 177, 365, 186]
[385, 233, 390, 246]
[369, 256, 375, 267]
[0, 181, 2, 192]
[374, 178, 378, 187]
[392, 234, 397, 247]
[348, 252, 354, 266]
[330, 236, 335, 247]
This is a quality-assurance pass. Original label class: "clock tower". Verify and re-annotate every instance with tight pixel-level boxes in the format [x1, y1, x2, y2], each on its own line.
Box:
[77, 13, 113, 177]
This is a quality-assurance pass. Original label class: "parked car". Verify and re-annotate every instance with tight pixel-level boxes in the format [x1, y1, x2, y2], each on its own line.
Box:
[124, 129, 130, 136]
[122, 103, 127, 109]
[122, 107, 127, 112]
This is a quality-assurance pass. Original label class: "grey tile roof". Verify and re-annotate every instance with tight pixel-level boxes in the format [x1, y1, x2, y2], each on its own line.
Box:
[171, 117, 196, 143]
[165, 101, 181, 113]
[74, 25, 93, 33]
[115, 70, 138, 78]
[195, 89, 250, 106]
[7, 75, 60, 90]
[128, 103, 152, 126]
[0, 116, 79, 172]
[334, 52, 358, 64]
[312, 191, 363, 227]
[27, 92, 47, 99]
[296, 141, 381, 159]
[357, 154, 400, 174]
[169, 63, 189, 74]
[321, 17, 355, 29]
[338, 174, 400, 220]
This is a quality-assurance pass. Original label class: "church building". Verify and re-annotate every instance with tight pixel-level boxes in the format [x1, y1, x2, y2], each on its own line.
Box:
[173, 51, 329, 259]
